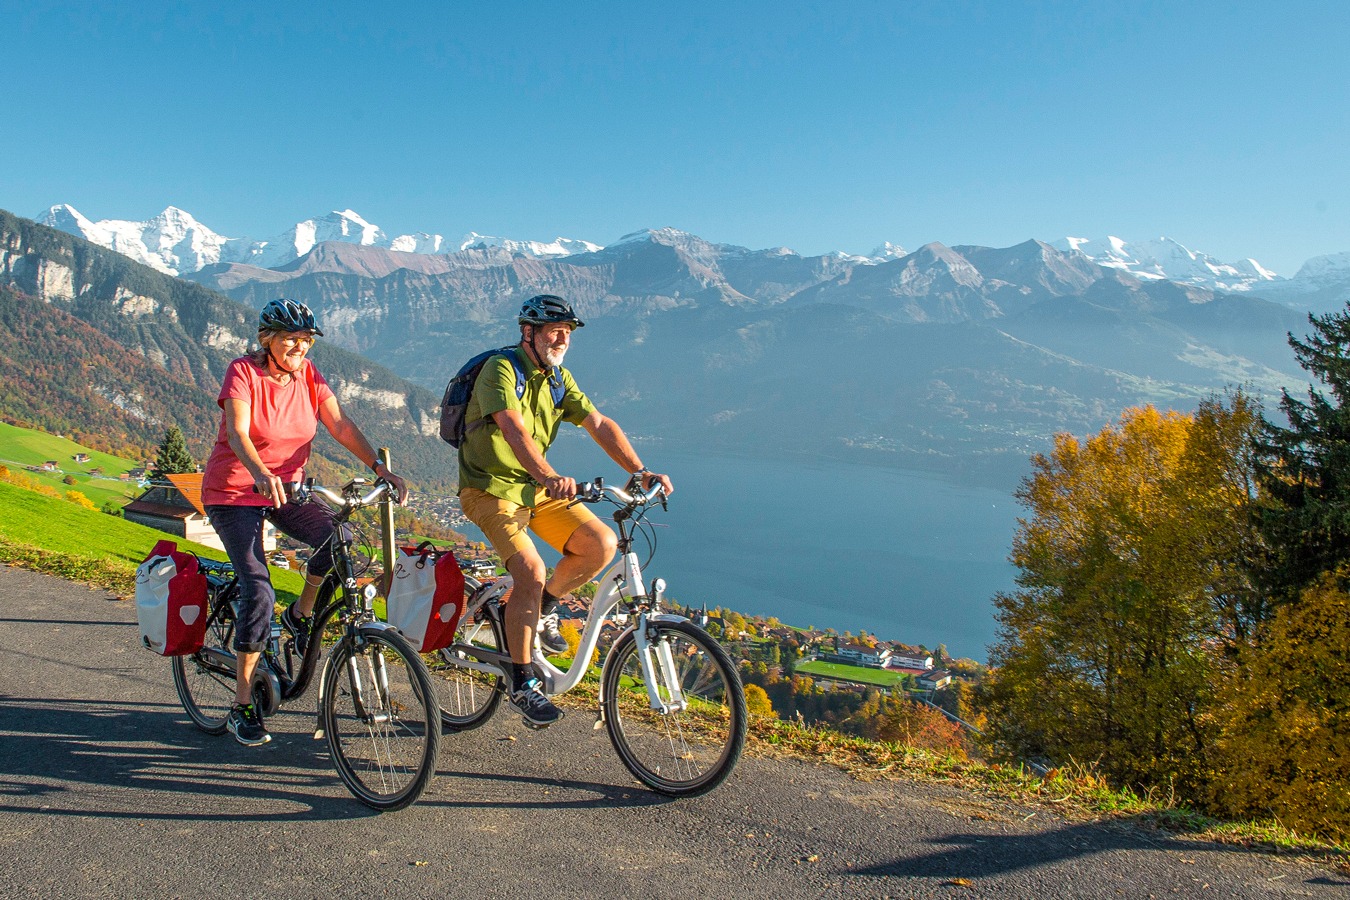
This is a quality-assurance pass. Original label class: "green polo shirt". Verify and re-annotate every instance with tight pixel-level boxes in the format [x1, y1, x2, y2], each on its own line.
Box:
[457, 346, 597, 506]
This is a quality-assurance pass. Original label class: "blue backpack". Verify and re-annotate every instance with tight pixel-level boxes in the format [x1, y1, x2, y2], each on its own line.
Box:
[439, 346, 565, 448]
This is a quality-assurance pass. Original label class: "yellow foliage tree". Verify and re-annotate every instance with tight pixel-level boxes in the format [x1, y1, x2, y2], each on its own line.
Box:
[1209, 569, 1350, 840]
[744, 683, 774, 717]
[984, 395, 1262, 790]
[65, 490, 97, 510]
[558, 620, 598, 668]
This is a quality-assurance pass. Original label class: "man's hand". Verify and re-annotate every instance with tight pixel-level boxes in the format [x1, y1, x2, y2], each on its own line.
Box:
[543, 474, 578, 500]
[641, 471, 674, 497]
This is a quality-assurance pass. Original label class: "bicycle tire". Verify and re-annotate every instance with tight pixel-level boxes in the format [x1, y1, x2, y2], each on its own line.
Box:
[428, 611, 506, 731]
[321, 626, 441, 811]
[602, 619, 746, 797]
[172, 604, 237, 735]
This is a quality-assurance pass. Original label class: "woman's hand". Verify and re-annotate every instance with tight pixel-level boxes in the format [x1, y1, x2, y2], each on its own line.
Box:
[375, 462, 410, 506]
[254, 471, 287, 509]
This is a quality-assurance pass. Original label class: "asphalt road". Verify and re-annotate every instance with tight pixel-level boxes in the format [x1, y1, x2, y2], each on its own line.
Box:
[0, 564, 1346, 899]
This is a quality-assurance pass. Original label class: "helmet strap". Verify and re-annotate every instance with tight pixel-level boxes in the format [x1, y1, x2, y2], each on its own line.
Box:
[265, 343, 295, 382]
[522, 325, 559, 383]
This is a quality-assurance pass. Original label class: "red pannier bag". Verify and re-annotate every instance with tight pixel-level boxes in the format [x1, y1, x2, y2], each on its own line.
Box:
[386, 542, 465, 652]
[134, 539, 209, 656]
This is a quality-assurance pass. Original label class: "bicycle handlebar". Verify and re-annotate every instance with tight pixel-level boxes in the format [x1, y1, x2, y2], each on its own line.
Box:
[255, 477, 394, 509]
[574, 478, 666, 508]
[300, 478, 394, 509]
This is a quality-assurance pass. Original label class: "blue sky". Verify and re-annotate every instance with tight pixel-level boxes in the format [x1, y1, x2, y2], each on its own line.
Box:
[2, 1, 1346, 273]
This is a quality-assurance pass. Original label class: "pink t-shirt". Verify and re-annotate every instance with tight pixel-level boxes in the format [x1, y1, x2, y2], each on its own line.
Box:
[201, 356, 336, 506]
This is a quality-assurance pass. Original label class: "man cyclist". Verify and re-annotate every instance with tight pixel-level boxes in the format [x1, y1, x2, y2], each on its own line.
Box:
[457, 294, 672, 727]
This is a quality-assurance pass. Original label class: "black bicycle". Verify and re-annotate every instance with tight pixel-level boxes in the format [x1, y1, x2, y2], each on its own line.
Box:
[170, 477, 441, 811]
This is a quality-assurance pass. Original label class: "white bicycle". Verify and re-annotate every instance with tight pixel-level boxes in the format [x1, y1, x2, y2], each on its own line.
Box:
[429, 477, 746, 797]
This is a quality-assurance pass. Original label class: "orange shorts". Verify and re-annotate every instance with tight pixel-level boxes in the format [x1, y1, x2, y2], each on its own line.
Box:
[459, 487, 599, 565]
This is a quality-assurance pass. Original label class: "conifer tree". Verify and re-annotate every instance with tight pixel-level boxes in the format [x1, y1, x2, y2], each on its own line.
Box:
[151, 425, 196, 477]
[1255, 308, 1350, 605]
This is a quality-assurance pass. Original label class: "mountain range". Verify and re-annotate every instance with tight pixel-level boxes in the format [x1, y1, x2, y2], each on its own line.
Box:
[45, 203, 1350, 303]
[4, 204, 1326, 493]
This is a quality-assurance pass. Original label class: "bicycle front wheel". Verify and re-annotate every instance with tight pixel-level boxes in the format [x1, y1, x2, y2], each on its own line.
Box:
[602, 620, 746, 797]
[172, 606, 236, 734]
[321, 626, 441, 811]
[428, 611, 506, 732]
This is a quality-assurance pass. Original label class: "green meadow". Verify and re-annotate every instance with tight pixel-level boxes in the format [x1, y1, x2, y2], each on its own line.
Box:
[0, 421, 144, 507]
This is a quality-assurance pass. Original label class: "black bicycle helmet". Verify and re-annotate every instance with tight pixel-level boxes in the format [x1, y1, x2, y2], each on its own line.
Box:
[258, 298, 324, 336]
[518, 294, 584, 328]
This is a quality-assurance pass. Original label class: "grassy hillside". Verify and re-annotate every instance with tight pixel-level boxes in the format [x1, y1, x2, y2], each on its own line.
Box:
[0, 421, 143, 507]
[0, 478, 303, 600]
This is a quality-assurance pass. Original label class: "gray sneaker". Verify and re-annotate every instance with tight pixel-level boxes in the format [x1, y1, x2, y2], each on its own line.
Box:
[226, 703, 272, 746]
[536, 611, 569, 654]
[280, 603, 311, 656]
[508, 678, 563, 728]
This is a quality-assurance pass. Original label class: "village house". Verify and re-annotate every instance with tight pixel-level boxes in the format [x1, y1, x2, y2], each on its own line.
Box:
[888, 644, 935, 670]
[123, 473, 274, 554]
[829, 641, 893, 669]
[917, 669, 952, 691]
[73, 453, 91, 464]
[39, 460, 60, 472]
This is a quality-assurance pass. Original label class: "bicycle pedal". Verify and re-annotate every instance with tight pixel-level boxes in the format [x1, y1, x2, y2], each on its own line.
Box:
[522, 719, 550, 731]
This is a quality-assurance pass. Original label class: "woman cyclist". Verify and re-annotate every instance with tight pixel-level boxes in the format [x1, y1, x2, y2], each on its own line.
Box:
[201, 299, 409, 746]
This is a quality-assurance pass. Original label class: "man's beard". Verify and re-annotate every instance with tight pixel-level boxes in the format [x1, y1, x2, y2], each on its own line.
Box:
[541, 346, 567, 368]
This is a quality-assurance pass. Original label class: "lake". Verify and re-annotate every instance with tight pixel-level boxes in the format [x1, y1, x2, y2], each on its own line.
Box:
[458, 437, 1023, 662]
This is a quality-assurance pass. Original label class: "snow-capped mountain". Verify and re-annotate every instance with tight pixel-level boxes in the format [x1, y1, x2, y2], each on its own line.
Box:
[1286, 251, 1350, 291]
[37, 204, 245, 275]
[456, 232, 601, 258]
[36, 204, 602, 276]
[868, 241, 910, 262]
[1054, 235, 1280, 293]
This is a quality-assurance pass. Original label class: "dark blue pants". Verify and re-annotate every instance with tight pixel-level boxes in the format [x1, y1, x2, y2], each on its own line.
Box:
[206, 501, 341, 652]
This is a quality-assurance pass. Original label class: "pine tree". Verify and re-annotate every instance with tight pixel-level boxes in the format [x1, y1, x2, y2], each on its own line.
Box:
[1255, 308, 1350, 605]
[151, 425, 196, 477]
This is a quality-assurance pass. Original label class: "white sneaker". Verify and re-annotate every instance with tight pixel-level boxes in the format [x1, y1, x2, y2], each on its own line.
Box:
[536, 611, 569, 654]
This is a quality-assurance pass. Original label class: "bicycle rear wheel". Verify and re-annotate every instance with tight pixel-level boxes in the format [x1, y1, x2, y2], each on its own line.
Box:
[321, 626, 441, 811]
[428, 611, 506, 731]
[172, 604, 236, 734]
[601, 620, 746, 797]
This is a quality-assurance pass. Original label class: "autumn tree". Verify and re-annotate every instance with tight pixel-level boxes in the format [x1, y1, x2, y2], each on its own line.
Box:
[1209, 569, 1350, 840]
[151, 425, 196, 477]
[983, 395, 1262, 790]
[744, 684, 774, 717]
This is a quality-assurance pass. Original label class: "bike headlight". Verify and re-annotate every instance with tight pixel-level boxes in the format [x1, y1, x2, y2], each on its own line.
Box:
[652, 578, 666, 602]
[362, 583, 379, 603]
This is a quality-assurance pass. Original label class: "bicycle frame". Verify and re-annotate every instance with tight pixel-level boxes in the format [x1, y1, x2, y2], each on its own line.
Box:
[190, 478, 400, 723]
[450, 491, 692, 715]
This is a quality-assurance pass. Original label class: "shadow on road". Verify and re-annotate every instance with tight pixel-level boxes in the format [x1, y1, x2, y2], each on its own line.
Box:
[0, 696, 676, 819]
[0, 696, 378, 822]
[849, 820, 1350, 885]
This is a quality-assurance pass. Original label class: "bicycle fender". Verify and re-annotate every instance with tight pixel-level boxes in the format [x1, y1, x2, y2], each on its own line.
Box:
[596, 623, 637, 721]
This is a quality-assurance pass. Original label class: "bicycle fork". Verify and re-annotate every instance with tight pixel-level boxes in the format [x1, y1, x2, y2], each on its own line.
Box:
[346, 643, 394, 725]
[635, 614, 687, 715]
